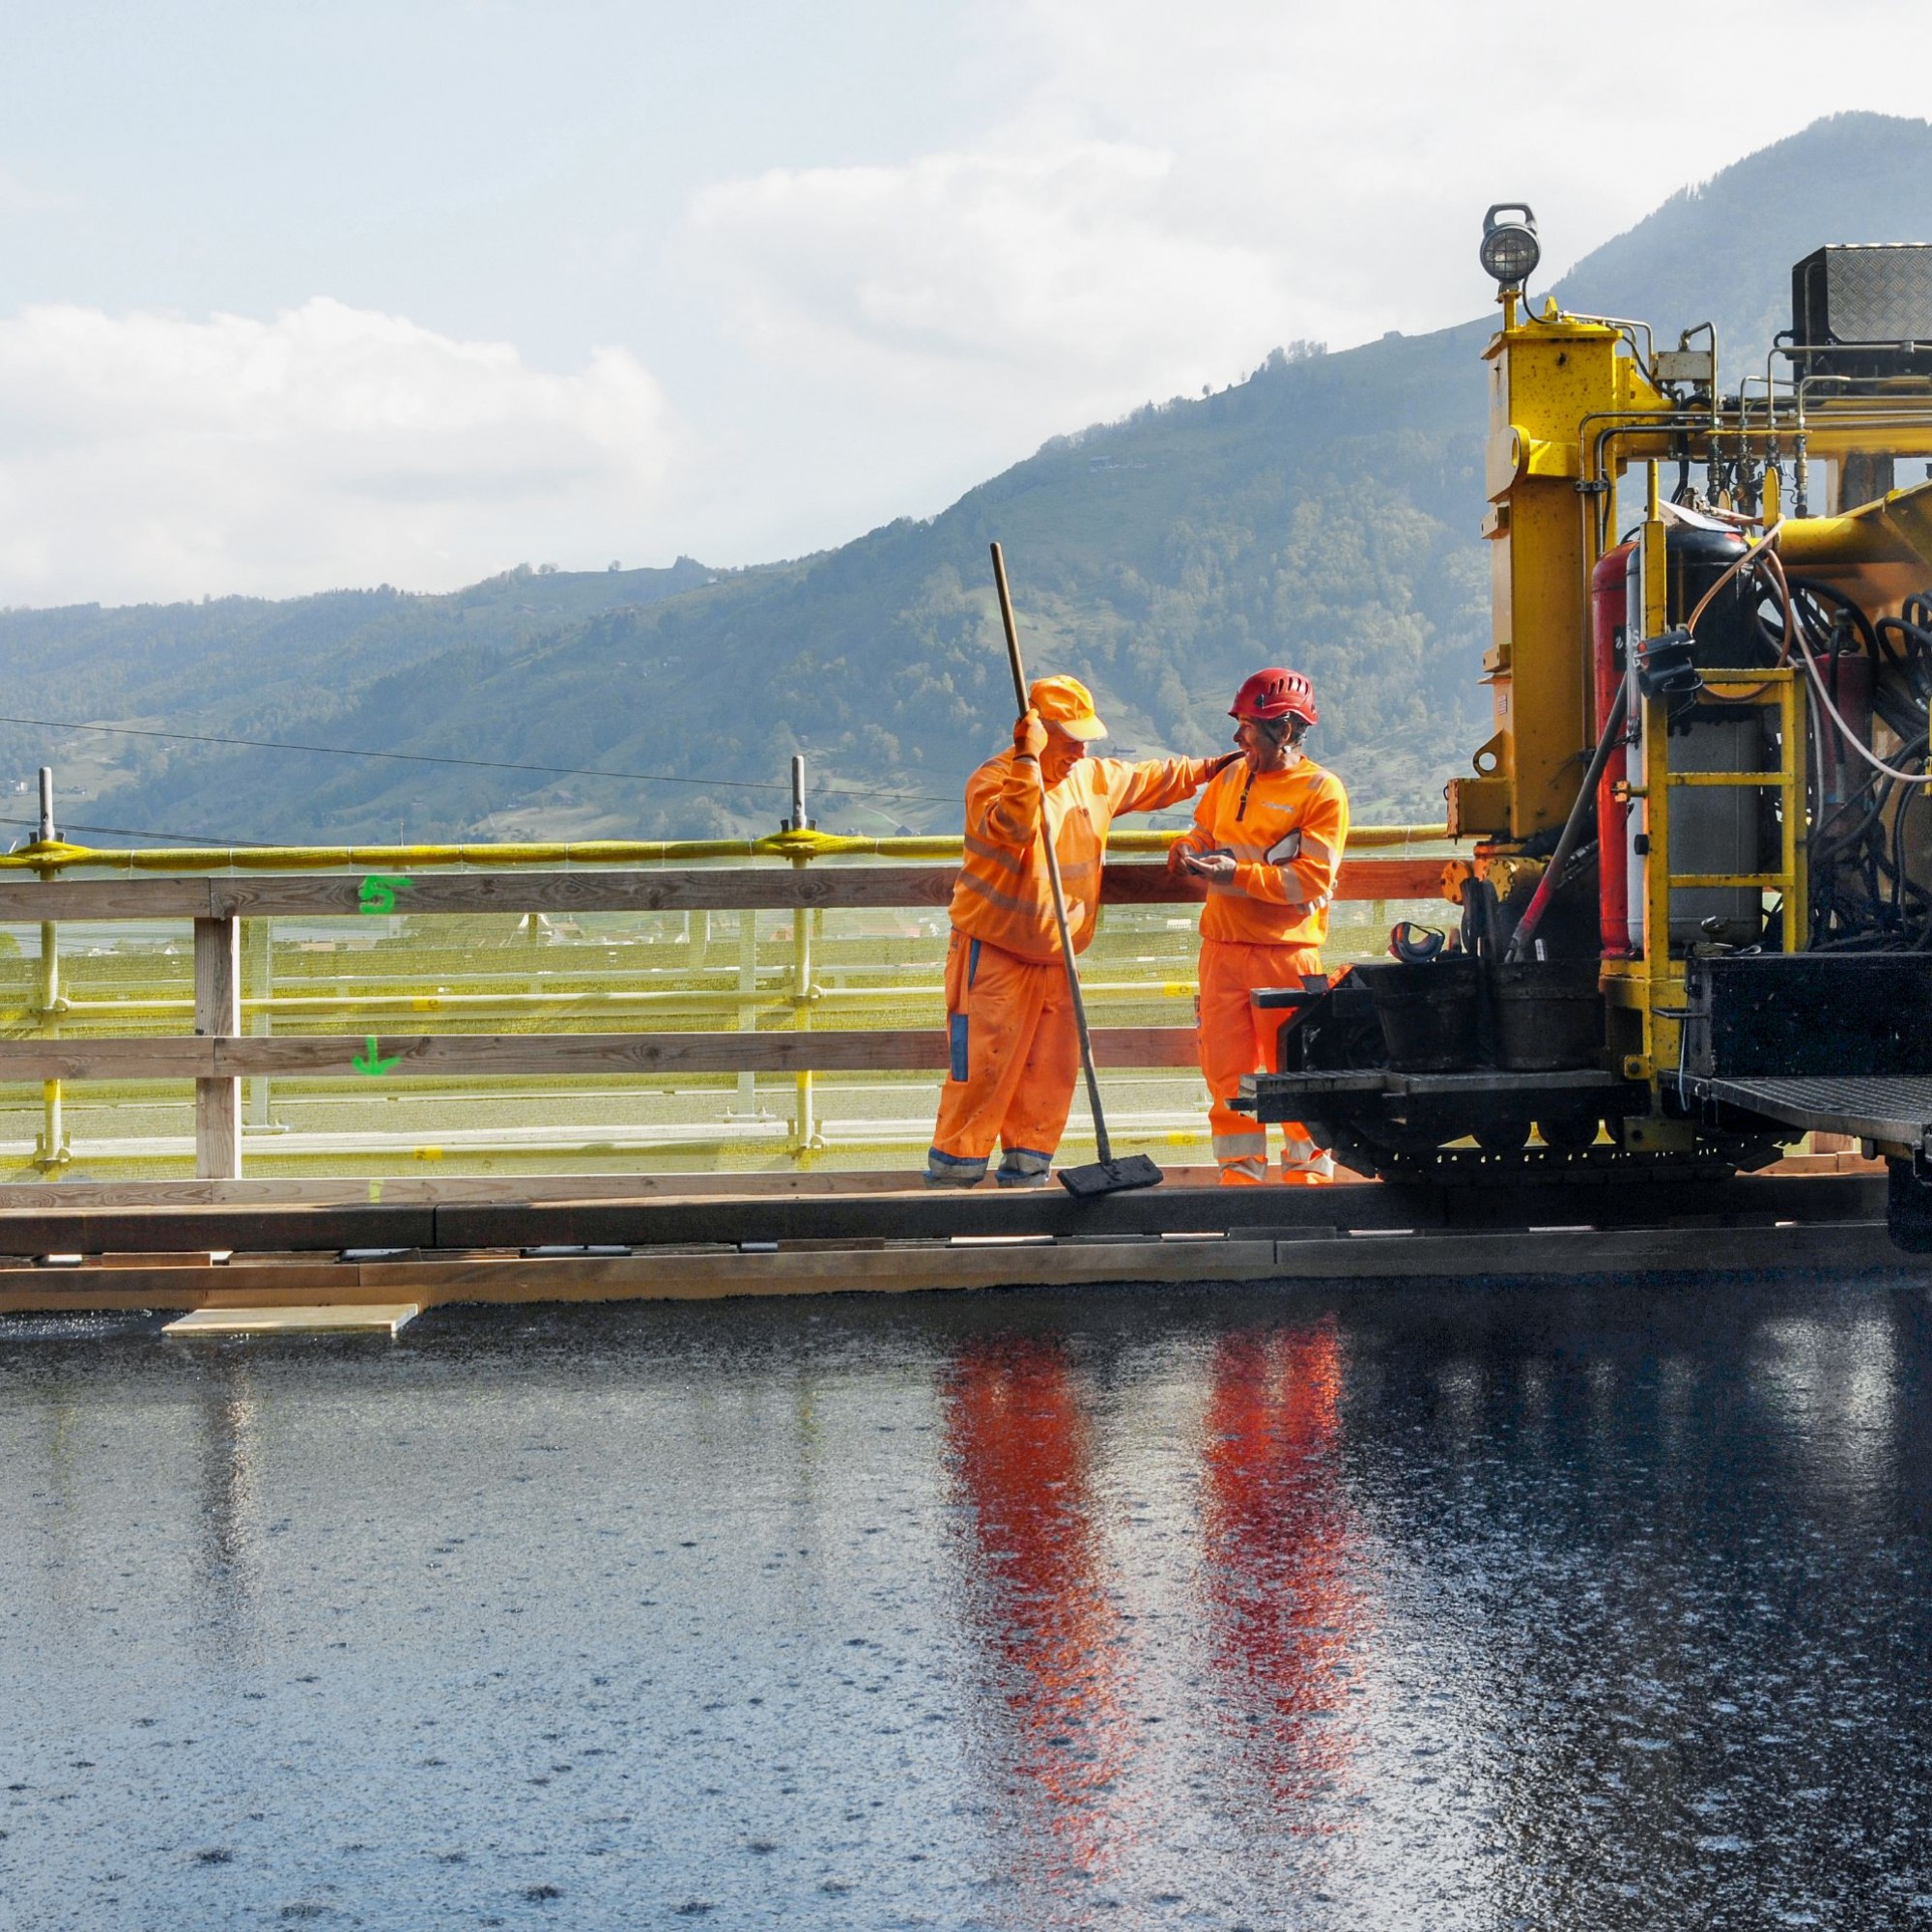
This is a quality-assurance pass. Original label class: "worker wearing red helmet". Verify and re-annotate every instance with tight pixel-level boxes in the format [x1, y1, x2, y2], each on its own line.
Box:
[1169, 668, 1350, 1184]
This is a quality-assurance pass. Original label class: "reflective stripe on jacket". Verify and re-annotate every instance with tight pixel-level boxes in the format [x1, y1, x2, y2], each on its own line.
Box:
[1172, 757, 1350, 946]
[950, 749, 1218, 962]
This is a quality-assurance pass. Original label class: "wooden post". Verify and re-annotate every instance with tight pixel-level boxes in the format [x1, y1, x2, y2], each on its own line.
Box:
[32, 770, 69, 1171]
[792, 878, 813, 1162]
[246, 918, 274, 1128]
[734, 910, 758, 1116]
[34, 920, 65, 1171]
[194, 915, 242, 1179]
[789, 755, 814, 1163]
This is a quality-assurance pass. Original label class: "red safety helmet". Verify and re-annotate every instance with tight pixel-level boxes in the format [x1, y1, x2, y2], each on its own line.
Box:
[1230, 667, 1318, 727]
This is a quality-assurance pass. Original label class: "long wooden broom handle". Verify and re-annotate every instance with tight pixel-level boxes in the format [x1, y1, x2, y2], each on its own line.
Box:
[988, 541, 1114, 1165]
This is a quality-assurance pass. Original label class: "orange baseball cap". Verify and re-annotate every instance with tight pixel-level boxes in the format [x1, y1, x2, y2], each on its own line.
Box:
[1029, 673, 1107, 742]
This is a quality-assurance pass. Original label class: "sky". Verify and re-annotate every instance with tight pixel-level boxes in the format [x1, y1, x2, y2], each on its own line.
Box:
[1, 0, 1930, 606]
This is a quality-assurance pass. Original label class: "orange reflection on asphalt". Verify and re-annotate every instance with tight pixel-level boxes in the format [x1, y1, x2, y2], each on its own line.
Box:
[945, 1337, 1136, 1885]
[1201, 1321, 1371, 1813]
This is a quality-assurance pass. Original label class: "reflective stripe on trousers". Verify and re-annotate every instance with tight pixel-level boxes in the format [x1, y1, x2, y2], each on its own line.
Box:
[1198, 936, 1330, 1185]
[1279, 1134, 1336, 1183]
[928, 928, 1081, 1178]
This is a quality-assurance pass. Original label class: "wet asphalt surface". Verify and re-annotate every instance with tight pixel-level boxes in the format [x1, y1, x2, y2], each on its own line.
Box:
[3, 1269, 1931, 1930]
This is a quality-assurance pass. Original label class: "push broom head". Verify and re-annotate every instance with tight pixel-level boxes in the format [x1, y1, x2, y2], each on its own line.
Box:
[1057, 1153, 1164, 1199]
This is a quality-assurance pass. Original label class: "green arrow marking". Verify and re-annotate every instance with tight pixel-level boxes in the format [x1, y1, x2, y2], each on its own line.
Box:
[359, 873, 413, 915]
[353, 1036, 400, 1077]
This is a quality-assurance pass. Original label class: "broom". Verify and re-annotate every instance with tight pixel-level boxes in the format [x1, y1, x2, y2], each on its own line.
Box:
[989, 542, 1162, 1198]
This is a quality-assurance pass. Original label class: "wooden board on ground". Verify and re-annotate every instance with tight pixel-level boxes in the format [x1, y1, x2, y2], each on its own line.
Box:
[0, 1155, 1860, 1217]
[163, 1303, 418, 1336]
[0, 1169, 1062, 1209]
[0, 1170, 1893, 1267]
[0, 1216, 1914, 1318]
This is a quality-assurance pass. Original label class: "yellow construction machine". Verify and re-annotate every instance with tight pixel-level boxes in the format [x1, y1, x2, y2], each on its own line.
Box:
[1249, 211, 1932, 1249]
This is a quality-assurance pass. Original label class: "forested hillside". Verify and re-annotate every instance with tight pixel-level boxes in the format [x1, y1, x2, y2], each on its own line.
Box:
[3, 112, 1928, 845]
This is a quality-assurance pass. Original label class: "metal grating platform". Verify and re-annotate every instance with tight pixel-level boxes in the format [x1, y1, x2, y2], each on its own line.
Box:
[1701, 1076, 1932, 1152]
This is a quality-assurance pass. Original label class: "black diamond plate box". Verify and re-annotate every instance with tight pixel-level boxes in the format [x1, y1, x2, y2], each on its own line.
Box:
[1792, 244, 1932, 378]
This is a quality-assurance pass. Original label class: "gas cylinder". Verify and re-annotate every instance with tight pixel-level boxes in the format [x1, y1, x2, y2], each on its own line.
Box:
[1593, 541, 1634, 956]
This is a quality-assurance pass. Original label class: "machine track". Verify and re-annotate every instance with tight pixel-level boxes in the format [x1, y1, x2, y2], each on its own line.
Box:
[1329, 1134, 1781, 1188]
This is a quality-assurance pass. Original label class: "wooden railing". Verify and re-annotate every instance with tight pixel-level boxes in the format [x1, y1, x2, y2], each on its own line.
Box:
[0, 855, 1449, 1177]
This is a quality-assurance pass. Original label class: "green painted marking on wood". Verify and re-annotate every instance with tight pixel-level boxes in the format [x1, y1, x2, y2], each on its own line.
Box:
[353, 1037, 400, 1077]
[359, 874, 413, 914]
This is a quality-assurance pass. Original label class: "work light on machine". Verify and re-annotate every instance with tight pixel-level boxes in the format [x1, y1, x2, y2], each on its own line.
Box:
[1479, 204, 1540, 290]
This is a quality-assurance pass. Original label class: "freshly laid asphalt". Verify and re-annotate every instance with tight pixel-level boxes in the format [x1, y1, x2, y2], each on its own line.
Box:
[3, 1267, 1930, 1929]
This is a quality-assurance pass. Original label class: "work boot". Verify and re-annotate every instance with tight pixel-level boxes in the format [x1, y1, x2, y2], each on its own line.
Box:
[924, 1150, 987, 1187]
[1280, 1136, 1335, 1186]
[995, 1147, 1052, 1188]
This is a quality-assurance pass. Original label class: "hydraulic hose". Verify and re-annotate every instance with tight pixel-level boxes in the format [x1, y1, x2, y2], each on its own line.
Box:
[1504, 678, 1630, 964]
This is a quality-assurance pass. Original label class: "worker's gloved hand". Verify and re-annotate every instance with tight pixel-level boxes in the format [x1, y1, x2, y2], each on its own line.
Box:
[1165, 839, 1198, 875]
[1013, 709, 1049, 759]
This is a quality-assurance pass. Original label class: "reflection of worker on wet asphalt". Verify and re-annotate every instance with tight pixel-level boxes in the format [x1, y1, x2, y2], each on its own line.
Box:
[1168, 669, 1350, 1185]
[926, 674, 1231, 1188]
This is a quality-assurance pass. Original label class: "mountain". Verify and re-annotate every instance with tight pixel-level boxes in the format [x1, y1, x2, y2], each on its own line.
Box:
[1552, 112, 1932, 377]
[4, 113, 1930, 848]
[0, 557, 718, 844]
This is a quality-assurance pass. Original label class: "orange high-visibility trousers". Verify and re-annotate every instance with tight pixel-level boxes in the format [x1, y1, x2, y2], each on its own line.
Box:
[927, 929, 1081, 1185]
[1197, 937, 1333, 1185]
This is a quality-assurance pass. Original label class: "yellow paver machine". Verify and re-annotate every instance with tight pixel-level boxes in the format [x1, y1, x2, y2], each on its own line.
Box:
[1246, 210, 1932, 1251]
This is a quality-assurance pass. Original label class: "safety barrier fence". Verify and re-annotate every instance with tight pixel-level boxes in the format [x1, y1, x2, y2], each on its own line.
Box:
[0, 825, 1453, 1178]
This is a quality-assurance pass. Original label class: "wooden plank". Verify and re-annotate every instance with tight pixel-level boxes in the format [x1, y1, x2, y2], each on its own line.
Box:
[164, 1302, 418, 1336]
[0, 1025, 1202, 1081]
[194, 916, 242, 1181]
[0, 855, 1450, 923]
[0, 1264, 355, 1314]
[207, 1030, 956, 1076]
[209, 868, 960, 919]
[0, 878, 213, 923]
[0, 1039, 214, 1079]
[1332, 855, 1450, 901]
[97, 1250, 230, 1268]
[426, 1179, 1438, 1252]
[1103, 854, 1449, 904]
[0, 1170, 1884, 1263]
[0, 1215, 1909, 1316]
[0, 1204, 436, 1256]
[0, 1167, 1128, 1209]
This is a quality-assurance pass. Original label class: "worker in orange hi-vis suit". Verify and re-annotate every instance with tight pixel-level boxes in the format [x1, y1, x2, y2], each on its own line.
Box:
[926, 674, 1233, 1188]
[1168, 668, 1350, 1185]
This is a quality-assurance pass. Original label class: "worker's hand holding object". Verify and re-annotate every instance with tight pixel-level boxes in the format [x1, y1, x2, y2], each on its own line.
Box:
[1182, 849, 1237, 883]
[1014, 709, 1049, 759]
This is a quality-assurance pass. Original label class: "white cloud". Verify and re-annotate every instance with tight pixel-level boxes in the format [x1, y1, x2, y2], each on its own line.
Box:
[675, 0, 1932, 503]
[5, 1, 1928, 598]
[683, 138, 1291, 412]
[0, 298, 682, 604]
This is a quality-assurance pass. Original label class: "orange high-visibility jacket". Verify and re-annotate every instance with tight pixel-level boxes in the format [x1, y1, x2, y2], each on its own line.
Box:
[1173, 756, 1350, 946]
[951, 750, 1219, 962]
